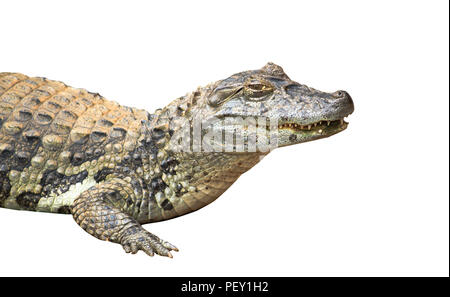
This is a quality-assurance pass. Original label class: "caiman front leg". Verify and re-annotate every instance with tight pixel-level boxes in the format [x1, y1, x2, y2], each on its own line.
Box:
[71, 178, 178, 257]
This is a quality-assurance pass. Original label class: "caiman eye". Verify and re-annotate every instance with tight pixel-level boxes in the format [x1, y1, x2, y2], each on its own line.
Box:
[244, 81, 274, 100]
[207, 86, 242, 106]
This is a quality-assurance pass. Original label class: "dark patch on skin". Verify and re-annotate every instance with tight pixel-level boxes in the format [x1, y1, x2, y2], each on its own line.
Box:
[68, 171, 88, 185]
[22, 130, 41, 143]
[175, 183, 184, 197]
[81, 97, 93, 106]
[18, 110, 33, 121]
[16, 192, 41, 210]
[126, 197, 134, 206]
[151, 128, 166, 140]
[98, 119, 113, 127]
[94, 168, 115, 183]
[105, 190, 122, 204]
[36, 112, 53, 124]
[289, 134, 297, 142]
[7, 150, 33, 171]
[161, 199, 174, 211]
[150, 177, 167, 192]
[176, 107, 184, 116]
[68, 145, 105, 166]
[94, 148, 104, 157]
[71, 152, 85, 166]
[124, 138, 152, 168]
[131, 179, 143, 198]
[47, 101, 62, 110]
[15, 151, 31, 164]
[142, 135, 159, 159]
[132, 153, 143, 166]
[85, 148, 94, 159]
[0, 169, 11, 206]
[91, 131, 107, 143]
[57, 205, 72, 214]
[41, 169, 89, 196]
[161, 156, 178, 174]
[61, 110, 77, 121]
[121, 166, 131, 174]
[0, 143, 14, 159]
[53, 95, 71, 105]
[41, 170, 65, 187]
[28, 96, 42, 106]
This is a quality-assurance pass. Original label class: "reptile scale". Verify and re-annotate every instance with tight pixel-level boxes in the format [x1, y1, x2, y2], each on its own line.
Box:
[0, 63, 354, 258]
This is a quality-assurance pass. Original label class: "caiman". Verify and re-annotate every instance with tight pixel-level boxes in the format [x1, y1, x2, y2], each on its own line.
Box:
[0, 63, 354, 257]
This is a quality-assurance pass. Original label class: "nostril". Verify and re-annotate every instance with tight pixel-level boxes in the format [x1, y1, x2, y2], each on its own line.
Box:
[333, 90, 348, 98]
[331, 90, 354, 112]
[333, 90, 354, 113]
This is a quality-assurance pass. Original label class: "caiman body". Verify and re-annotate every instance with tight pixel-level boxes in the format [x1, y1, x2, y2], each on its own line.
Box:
[0, 63, 354, 257]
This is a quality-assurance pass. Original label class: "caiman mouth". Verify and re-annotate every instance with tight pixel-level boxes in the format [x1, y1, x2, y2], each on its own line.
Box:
[277, 118, 349, 132]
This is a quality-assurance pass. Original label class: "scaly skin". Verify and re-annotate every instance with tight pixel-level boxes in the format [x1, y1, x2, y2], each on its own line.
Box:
[0, 63, 354, 257]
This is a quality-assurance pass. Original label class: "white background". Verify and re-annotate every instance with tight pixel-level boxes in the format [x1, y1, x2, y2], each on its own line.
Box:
[0, 0, 448, 277]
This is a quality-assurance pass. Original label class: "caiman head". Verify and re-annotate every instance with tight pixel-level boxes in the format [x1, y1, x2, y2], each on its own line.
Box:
[149, 63, 355, 216]
[161, 62, 354, 153]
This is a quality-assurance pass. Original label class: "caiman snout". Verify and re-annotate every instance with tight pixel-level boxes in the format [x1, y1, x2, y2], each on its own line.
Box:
[331, 90, 355, 116]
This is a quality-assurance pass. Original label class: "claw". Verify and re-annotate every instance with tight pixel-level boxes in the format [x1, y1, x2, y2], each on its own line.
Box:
[130, 243, 139, 254]
[161, 240, 179, 252]
[120, 229, 178, 258]
[144, 249, 155, 257]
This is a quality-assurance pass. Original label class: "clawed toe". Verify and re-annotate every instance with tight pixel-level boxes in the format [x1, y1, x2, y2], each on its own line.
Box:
[120, 230, 178, 258]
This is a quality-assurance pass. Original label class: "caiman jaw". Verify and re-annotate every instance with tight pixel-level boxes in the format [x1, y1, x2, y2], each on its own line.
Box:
[277, 118, 349, 132]
[274, 115, 351, 146]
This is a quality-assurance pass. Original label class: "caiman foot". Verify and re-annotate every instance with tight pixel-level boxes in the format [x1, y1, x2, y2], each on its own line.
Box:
[120, 226, 179, 258]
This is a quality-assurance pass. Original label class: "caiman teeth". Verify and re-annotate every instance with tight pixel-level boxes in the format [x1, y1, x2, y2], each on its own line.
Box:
[277, 118, 348, 131]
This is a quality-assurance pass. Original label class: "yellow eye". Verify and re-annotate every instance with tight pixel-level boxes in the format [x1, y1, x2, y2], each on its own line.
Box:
[244, 81, 274, 99]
